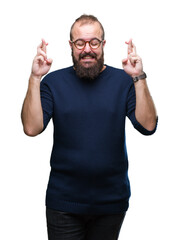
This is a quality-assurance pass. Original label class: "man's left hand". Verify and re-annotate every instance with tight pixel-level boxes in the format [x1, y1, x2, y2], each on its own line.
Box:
[122, 39, 143, 78]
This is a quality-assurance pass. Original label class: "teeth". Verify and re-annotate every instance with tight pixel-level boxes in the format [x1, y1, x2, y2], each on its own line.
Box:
[83, 57, 93, 59]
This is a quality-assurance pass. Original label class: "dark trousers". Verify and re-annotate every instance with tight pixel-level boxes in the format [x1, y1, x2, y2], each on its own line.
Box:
[46, 208, 126, 240]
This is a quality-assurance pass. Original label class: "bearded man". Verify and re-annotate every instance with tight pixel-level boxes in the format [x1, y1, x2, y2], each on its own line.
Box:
[21, 14, 157, 240]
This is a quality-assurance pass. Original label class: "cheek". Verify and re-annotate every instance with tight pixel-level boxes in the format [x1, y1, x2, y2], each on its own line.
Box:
[73, 48, 81, 60]
[95, 45, 103, 55]
[95, 49, 103, 59]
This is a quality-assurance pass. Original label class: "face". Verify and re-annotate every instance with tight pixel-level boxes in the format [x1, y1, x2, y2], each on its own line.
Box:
[70, 22, 106, 80]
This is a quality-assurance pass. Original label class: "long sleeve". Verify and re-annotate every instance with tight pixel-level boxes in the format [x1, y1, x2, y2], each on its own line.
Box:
[126, 83, 158, 135]
[40, 79, 54, 131]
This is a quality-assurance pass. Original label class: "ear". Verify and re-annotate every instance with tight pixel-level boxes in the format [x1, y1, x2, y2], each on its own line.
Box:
[69, 40, 73, 49]
[102, 40, 106, 47]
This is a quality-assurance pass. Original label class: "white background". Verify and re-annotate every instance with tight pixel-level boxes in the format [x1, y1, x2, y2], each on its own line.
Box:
[0, 0, 179, 239]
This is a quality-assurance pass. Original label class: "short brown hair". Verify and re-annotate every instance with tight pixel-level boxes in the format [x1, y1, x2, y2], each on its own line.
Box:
[70, 14, 105, 41]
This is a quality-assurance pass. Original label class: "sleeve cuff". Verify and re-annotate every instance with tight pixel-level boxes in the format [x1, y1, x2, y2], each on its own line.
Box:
[130, 111, 158, 135]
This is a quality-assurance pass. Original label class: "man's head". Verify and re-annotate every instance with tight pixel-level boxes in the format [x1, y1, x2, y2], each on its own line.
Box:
[69, 14, 106, 81]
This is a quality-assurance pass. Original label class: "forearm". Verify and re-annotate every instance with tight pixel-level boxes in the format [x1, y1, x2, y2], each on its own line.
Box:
[134, 79, 157, 131]
[21, 75, 43, 136]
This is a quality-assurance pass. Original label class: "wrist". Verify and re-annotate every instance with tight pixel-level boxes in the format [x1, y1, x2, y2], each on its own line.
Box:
[28, 75, 42, 89]
[30, 73, 42, 82]
[132, 72, 147, 82]
[131, 71, 144, 78]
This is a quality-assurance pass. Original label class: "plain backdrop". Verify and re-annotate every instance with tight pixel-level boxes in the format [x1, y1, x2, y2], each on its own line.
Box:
[0, 0, 179, 239]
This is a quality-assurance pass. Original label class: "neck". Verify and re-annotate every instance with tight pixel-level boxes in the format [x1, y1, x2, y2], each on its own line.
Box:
[101, 65, 106, 72]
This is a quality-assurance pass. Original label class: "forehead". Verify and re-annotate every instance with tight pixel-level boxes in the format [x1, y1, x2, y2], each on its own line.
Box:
[72, 22, 102, 40]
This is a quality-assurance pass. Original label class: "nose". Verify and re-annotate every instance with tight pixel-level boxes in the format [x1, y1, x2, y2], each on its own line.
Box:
[83, 42, 91, 52]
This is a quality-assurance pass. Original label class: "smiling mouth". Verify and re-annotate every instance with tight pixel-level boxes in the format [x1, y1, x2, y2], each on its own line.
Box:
[81, 55, 96, 62]
[80, 52, 97, 61]
[82, 56, 95, 60]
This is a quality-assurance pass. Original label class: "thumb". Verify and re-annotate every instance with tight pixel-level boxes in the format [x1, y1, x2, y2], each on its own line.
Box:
[46, 58, 53, 65]
[122, 58, 128, 65]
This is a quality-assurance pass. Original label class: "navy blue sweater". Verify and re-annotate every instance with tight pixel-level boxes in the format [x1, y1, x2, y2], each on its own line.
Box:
[40, 65, 157, 215]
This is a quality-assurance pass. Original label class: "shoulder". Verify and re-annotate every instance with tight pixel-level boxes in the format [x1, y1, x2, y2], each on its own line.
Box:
[41, 66, 74, 84]
[105, 65, 133, 83]
[107, 65, 131, 76]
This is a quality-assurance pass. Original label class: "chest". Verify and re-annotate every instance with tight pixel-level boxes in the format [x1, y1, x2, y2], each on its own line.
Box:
[53, 79, 127, 120]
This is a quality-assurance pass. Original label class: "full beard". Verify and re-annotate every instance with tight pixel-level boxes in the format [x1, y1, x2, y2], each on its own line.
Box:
[72, 50, 104, 82]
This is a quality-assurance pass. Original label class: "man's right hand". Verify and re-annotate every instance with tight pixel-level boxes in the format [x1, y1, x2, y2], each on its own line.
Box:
[21, 39, 52, 136]
[31, 39, 53, 80]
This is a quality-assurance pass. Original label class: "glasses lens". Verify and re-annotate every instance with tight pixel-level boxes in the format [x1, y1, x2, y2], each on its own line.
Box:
[73, 39, 102, 50]
[75, 39, 85, 50]
[90, 39, 101, 49]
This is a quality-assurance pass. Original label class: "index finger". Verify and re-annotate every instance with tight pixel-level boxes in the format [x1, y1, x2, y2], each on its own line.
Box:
[41, 38, 48, 53]
[126, 39, 136, 55]
[131, 41, 137, 55]
[37, 39, 48, 53]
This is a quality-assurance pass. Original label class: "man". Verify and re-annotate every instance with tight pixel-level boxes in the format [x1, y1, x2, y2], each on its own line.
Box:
[21, 15, 157, 240]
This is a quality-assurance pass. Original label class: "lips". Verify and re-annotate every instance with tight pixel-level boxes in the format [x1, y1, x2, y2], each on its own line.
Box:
[79, 52, 97, 60]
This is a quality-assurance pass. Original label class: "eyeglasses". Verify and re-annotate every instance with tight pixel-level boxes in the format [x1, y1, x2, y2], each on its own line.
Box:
[70, 38, 103, 50]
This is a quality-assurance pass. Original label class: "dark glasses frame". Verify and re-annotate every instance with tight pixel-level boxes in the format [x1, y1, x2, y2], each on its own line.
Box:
[70, 38, 103, 50]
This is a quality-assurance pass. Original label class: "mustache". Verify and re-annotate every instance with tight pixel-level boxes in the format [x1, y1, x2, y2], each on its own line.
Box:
[79, 52, 97, 60]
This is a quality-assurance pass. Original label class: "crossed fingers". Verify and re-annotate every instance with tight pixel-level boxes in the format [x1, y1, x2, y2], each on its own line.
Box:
[126, 39, 136, 55]
[36, 39, 52, 64]
[125, 39, 141, 66]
